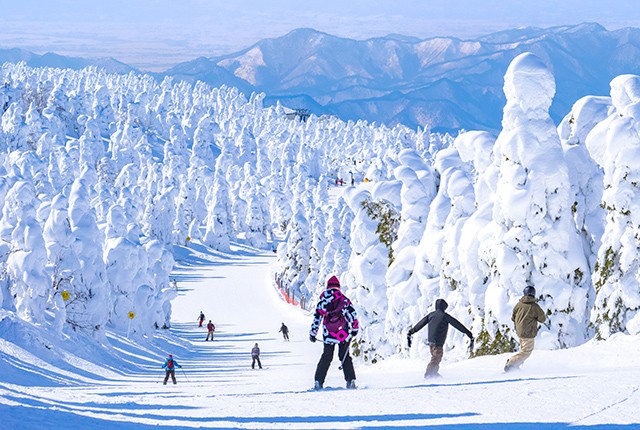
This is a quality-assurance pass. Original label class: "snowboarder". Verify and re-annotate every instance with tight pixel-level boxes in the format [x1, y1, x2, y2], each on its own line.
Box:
[407, 299, 474, 378]
[309, 275, 359, 390]
[205, 320, 215, 341]
[251, 343, 263, 369]
[197, 311, 205, 327]
[162, 354, 182, 385]
[504, 285, 546, 372]
[279, 322, 290, 341]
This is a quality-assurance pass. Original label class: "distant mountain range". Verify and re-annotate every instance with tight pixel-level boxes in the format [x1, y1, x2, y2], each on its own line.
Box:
[3, 23, 640, 133]
[0, 48, 135, 74]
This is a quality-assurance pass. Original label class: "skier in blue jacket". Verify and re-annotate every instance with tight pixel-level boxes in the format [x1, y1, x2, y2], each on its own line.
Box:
[162, 354, 182, 385]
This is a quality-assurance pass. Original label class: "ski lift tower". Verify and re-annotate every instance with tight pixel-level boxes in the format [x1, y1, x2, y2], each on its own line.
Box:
[295, 108, 310, 122]
[284, 108, 311, 122]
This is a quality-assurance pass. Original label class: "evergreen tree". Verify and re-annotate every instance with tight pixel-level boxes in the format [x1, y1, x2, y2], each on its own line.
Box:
[67, 177, 110, 335]
[477, 53, 592, 351]
[591, 75, 640, 338]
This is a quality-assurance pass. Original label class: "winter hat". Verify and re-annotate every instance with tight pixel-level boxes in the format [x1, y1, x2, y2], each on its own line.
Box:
[168, 354, 172, 357]
[327, 276, 341, 289]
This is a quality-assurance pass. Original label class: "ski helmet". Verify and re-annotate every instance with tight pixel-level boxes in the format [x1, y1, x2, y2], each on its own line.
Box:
[523, 285, 536, 297]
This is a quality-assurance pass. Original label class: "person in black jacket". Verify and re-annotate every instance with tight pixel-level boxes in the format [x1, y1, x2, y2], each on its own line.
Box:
[279, 322, 290, 341]
[407, 299, 474, 378]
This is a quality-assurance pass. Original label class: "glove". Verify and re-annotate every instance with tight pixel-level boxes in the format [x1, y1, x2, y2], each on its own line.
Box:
[309, 335, 316, 343]
[407, 333, 412, 348]
[350, 331, 358, 339]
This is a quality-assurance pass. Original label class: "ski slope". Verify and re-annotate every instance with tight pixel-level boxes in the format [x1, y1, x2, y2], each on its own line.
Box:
[1, 241, 640, 429]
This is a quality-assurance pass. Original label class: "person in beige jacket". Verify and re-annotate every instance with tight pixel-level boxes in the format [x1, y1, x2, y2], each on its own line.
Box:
[505, 285, 546, 372]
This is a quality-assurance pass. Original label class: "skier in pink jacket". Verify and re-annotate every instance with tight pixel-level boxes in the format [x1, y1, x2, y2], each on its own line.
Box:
[309, 276, 359, 390]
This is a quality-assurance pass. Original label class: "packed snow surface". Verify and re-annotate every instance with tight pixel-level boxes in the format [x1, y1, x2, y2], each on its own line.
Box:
[1, 242, 638, 429]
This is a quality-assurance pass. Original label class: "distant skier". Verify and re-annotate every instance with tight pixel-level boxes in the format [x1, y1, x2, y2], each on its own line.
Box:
[251, 343, 263, 369]
[504, 285, 546, 372]
[198, 311, 205, 327]
[279, 322, 290, 341]
[205, 320, 216, 341]
[309, 275, 359, 390]
[162, 354, 182, 385]
[407, 299, 474, 378]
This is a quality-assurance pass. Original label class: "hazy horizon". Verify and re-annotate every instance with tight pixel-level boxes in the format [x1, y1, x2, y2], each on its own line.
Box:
[2, 0, 639, 71]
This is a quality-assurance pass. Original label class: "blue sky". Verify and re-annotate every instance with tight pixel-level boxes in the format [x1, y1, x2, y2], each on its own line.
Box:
[3, 0, 639, 70]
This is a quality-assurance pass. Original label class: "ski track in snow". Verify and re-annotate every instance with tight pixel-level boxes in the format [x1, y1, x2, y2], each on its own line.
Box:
[1, 242, 640, 429]
[571, 385, 640, 426]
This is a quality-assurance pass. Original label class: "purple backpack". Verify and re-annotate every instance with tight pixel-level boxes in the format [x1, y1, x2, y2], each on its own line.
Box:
[324, 293, 349, 342]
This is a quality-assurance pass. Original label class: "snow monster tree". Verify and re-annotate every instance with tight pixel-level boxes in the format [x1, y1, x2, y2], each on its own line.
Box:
[474, 52, 593, 354]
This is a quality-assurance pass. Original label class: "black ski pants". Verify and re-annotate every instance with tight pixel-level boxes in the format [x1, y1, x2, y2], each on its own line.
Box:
[314, 342, 355, 384]
[252, 356, 262, 369]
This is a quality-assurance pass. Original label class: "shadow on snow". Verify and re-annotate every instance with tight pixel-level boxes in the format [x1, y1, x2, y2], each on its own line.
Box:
[1, 404, 636, 430]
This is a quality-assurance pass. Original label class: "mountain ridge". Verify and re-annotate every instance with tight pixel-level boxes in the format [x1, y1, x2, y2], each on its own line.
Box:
[165, 23, 640, 133]
[2, 23, 640, 133]
[0, 47, 135, 74]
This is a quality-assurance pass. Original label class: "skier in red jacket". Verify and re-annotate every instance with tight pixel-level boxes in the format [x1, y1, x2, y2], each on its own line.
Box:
[205, 320, 215, 341]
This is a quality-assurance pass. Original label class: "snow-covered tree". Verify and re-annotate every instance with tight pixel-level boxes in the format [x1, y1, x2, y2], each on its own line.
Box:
[4, 183, 49, 324]
[343, 187, 393, 362]
[66, 177, 110, 335]
[475, 53, 592, 353]
[591, 75, 640, 338]
[43, 193, 76, 333]
[278, 202, 311, 298]
[245, 182, 270, 249]
[318, 197, 354, 297]
[558, 96, 610, 271]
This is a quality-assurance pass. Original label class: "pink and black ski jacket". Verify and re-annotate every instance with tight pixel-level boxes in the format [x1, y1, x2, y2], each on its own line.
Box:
[309, 288, 359, 344]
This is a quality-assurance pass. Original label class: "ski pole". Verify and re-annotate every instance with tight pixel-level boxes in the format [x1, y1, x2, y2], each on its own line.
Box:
[181, 368, 190, 383]
[339, 342, 351, 370]
[156, 373, 161, 384]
